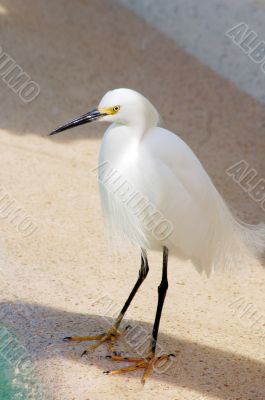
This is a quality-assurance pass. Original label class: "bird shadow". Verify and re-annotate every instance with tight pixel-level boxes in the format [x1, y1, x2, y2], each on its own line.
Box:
[1, 300, 264, 399]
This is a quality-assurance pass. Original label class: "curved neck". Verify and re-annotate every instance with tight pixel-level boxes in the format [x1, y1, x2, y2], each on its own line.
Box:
[115, 103, 159, 141]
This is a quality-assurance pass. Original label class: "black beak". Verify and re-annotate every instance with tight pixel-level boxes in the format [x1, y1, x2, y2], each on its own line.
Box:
[49, 108, 106, 136]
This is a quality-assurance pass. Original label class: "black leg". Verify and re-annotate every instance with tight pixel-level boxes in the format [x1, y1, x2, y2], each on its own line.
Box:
[64, 249, 149, 346]
[102, 248, 172, 383]
[114, 249, 149, 329]
[151, 246, 168, 353]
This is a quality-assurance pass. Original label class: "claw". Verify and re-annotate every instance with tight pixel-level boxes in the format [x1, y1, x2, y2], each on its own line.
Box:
[105, 352, 175, 383]
[81, 350, 88, 357]
[62, 326, 126, 355]
[63, 334, 104, 342]
[63, 328, 177, 383]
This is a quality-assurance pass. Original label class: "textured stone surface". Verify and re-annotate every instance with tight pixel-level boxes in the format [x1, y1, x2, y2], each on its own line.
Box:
[0, 1, 264, 399]
[120, 0, 265, 103]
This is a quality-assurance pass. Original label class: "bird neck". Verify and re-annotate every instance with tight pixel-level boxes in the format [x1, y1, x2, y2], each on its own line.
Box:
[123, 102, 159, 141]
[129, 118, 154, 140]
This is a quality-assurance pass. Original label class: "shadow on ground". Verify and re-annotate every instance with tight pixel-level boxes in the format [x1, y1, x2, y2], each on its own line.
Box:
[1, 301, 264, 400]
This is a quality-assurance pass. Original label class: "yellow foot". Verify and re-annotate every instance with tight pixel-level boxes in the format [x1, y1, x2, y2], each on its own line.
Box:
[104, 352, 176, 385]
[63, 325, 130, 355]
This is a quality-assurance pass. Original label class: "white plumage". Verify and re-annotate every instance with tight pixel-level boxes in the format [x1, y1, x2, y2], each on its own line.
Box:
[50, 87, 265, 382]
[97, 88, 265, 274]
[50, 87, 265, 275]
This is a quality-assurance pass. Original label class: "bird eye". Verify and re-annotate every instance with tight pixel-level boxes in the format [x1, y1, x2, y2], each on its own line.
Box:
[113, 105, 120, 113]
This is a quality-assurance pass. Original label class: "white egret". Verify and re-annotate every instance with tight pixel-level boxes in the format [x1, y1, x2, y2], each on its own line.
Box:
[50, 88, 265, 384]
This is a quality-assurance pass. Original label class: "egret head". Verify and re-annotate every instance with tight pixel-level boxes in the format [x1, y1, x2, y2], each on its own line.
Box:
[49, 88, 159, 135]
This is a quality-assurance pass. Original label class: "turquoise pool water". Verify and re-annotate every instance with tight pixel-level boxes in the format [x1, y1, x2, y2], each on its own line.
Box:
[0, 324, 48, 400]
[0, 357, 28, 399]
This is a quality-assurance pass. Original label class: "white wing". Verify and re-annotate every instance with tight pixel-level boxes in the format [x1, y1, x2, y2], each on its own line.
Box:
[98, 124, 265, 274]
[141, 127, 265, 274]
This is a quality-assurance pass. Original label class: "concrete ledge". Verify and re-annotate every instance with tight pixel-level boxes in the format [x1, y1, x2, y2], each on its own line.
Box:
[119, 0, 265, 103]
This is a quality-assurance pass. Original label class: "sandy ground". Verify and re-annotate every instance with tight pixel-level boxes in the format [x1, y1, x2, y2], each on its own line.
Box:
[0, 1, 265, 399]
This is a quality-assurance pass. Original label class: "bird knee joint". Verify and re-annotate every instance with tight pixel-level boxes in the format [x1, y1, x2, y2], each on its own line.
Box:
[158, 280, 168, 293]
[139, 266, 149, 280]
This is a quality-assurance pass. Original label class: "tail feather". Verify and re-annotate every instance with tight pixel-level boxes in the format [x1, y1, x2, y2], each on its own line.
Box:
[235, 220, 265, 261]
[194, 183, 265, 275]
